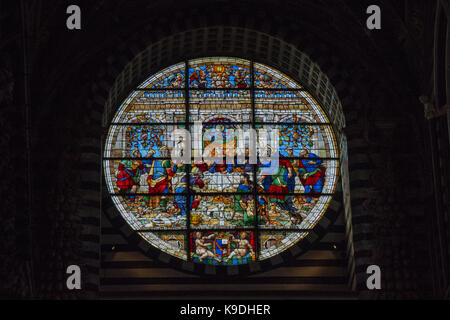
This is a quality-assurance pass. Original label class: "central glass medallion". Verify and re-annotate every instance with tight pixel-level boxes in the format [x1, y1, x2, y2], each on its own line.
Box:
[103, 57, 339, 265]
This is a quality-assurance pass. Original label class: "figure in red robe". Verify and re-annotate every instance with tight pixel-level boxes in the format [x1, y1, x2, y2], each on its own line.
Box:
[116, 159, 144, 202]
[297, 149, 326, 202]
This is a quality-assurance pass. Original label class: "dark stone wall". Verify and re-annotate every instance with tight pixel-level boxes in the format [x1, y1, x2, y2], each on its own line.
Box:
[0, 51, 32, 298]
[0, 0, 445, 299]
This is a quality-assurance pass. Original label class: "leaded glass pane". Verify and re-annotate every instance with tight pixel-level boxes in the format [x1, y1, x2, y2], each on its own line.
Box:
[189, 57, 251, 89]
[259, 231, 308, 260]
[254, 63, 301, 89]
[255, 90, 328, 123]
[189, 90, 251, 122]
[138, 232, 188, 260]
[109, 90, 186, 125]
[138, 62, 186, 89]
[190, 193, 256, 229]
[190, 231, 256, 265]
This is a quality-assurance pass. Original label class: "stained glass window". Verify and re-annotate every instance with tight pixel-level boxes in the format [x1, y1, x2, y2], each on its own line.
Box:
[103, 58, 339, 266]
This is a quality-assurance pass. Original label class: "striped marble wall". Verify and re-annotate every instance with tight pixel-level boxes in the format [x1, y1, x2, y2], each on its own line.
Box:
[99, 210, 355, 299]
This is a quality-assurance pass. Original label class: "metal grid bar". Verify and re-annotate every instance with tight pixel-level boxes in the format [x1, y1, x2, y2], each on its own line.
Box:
[138, 228, 312, 233]
[104, 157, 340, 161]
[108, 122, 333, 126]
[184, 60, 192, 261]
[136, 87, 308, 92]
[250, 61, 261, 260]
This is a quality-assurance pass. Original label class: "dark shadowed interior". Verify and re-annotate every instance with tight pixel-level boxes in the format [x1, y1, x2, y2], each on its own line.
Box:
[0, 0, 448, 299]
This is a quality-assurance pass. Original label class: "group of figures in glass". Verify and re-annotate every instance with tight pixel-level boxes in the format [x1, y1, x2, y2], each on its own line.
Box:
[104, 58, 339, 265]
[114, 126, 326, 229]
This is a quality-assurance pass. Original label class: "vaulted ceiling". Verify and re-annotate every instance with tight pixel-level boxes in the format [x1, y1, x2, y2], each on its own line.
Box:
[1, 0, 434, 128]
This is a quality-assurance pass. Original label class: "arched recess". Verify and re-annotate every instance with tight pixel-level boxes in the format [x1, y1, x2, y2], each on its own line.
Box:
[425, 0, 450, 298]
[77, 27, 357, 295]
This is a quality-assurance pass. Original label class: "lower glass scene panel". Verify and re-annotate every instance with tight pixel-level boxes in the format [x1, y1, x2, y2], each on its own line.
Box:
[190, 194, 256, 229]
[190, 231, 256, 265]
[256, 159, 339, 195]
[258, 195, 332, 229]
[112, 195, 187, 230]
[259, 231, 308, 260]
[138, 232, 188, 261]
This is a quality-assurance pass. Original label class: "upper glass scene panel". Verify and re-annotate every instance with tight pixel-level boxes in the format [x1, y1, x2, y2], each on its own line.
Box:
[133, 59, 304, 90]
[138, 62, 186, 89]
[254, 63, 301, 89]
[110, 90, 186, 124]
[188, 57, 251, 89]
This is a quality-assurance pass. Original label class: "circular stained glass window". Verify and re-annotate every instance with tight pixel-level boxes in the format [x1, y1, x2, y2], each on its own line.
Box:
[103, 57, 339, 266]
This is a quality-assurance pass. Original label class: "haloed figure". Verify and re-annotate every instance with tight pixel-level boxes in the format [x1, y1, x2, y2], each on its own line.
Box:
[143, 146, 175, 209]
[298, 149, 325, 203]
